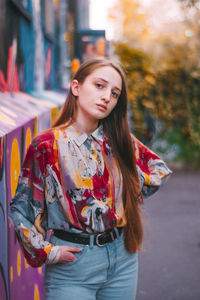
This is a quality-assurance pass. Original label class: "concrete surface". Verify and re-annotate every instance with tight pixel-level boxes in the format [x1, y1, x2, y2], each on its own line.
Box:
[136, 170, 200, 300]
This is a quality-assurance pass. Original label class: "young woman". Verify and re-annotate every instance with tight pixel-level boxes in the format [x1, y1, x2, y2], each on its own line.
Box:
[9, 58, 171, 300]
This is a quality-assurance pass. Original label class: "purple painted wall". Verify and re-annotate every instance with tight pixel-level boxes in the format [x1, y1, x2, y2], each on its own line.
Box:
[0, 91, 65, 300]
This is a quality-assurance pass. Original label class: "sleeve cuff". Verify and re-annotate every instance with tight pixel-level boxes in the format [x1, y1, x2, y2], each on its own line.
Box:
[45, 246, 61, 264]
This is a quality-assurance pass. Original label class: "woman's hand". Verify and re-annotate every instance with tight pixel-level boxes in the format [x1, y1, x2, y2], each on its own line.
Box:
[58, 245, 83, 263]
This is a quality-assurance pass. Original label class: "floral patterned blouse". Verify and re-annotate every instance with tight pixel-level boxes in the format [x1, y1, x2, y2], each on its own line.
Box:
[9, 119, 172, 267]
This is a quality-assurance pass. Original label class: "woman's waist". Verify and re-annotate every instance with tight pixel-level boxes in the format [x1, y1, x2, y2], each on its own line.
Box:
[52, 227, 123, 247]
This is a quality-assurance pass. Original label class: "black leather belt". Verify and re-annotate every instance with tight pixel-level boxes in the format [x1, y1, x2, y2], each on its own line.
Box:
[54, 227, 123, 247]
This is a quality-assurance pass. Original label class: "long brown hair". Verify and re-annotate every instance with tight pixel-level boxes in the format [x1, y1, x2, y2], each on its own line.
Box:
[53, 58, 143, 253]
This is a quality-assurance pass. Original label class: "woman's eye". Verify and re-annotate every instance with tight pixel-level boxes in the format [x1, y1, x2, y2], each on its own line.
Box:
[112, 91, 119, 98]
[96, 83, 103, 89]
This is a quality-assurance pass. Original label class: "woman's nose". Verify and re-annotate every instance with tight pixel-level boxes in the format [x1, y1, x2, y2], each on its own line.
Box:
[101, 89, 111, 102]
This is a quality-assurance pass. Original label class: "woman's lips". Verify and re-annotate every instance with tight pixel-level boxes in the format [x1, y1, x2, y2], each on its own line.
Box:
[97, 104, 107, 111]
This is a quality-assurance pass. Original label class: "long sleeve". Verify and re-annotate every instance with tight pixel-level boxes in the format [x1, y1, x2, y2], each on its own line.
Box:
[9, 141, 60, 267]
[133, 135, 172, 197]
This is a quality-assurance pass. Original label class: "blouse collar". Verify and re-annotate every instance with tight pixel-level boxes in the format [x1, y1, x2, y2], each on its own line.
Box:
[67, 120, 104, 147]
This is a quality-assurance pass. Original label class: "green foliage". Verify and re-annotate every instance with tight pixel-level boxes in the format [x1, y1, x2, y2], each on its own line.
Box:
[166, 129, 200, 167]
[114, 42, 200, 168]
[114, 42, 155, 137]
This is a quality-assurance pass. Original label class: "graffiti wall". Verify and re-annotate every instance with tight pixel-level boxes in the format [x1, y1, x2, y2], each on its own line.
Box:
[0, 0, 69, 93]
[0, 91, 66, 300]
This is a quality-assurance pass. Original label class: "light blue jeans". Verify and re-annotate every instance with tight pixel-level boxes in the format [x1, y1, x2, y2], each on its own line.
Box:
[44, 231, 138, 300]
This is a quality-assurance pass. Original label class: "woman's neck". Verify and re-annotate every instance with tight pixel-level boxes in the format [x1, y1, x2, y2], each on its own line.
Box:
[73, 112, 99, 135]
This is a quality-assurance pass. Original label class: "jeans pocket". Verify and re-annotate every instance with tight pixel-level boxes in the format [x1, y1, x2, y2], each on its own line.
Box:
[44, 238, 90, 287]
[50, 234, 89, 266]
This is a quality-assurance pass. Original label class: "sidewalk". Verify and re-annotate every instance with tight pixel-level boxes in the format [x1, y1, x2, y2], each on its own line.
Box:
[136, 170, 200, 300]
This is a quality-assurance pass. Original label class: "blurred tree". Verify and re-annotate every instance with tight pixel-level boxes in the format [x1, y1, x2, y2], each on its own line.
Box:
[153, 43, 200, 166]
[111, 0, 200, 167]
[108, 0, 151, 48]
[114, 42, 156, 143]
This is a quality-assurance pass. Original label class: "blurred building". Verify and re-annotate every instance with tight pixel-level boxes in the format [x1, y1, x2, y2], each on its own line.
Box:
[72, 0, 106, 63]
[75, 0, 90, 29]
[0, 0, 91, 94]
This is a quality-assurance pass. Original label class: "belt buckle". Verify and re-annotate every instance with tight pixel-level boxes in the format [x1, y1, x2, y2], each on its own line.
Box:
[96, 233, 107, 247]
[96, 230, 115, 247]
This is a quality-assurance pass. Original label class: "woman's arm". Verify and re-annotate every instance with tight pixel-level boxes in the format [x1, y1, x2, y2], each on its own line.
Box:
[8, 141, 60, 267]
[132, 135, 172, 197]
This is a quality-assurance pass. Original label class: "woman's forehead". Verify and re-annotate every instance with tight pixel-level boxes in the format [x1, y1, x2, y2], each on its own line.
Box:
[88, 66, 122, 89]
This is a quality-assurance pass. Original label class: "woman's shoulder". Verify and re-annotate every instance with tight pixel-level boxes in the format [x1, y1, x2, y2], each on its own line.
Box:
[32, 123, 70, 149]
[32, 127, 55, 147]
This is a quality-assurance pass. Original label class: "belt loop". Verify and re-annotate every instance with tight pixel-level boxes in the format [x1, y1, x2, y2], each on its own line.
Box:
[114, 227, 119, 239]
[89, 234, 94, 249]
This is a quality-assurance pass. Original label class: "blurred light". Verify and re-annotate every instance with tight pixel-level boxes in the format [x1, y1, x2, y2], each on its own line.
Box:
[184, 29, 193, 37]
[71, 59, 80, 72]
[64, 32, 69, 41]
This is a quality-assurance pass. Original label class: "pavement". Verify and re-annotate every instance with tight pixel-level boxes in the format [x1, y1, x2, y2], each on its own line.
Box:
[136, 170, 200, 300]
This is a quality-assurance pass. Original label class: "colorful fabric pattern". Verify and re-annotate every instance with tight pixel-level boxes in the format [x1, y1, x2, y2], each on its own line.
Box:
[9, 120, 172, 267]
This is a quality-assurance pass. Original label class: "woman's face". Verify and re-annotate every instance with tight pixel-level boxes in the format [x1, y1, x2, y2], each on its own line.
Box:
[71, 66, 122, 128]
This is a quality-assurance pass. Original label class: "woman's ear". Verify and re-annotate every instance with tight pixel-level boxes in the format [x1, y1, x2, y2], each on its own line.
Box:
[71, 80, 80, 96]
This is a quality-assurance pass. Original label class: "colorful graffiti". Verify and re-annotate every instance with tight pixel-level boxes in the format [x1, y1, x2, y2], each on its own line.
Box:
[0, 0, 65, 94]
[0, 90, 65, 300]
[0, 1, 86, 298]
[0, 45, 20, 93]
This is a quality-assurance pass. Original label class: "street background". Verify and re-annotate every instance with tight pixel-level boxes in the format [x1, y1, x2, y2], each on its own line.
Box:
[137, 169, 200, 300]
[0, 0, 200, 299]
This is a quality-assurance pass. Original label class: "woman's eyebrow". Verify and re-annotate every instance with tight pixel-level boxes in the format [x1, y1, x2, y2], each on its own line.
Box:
[94, 77, 121, 92]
